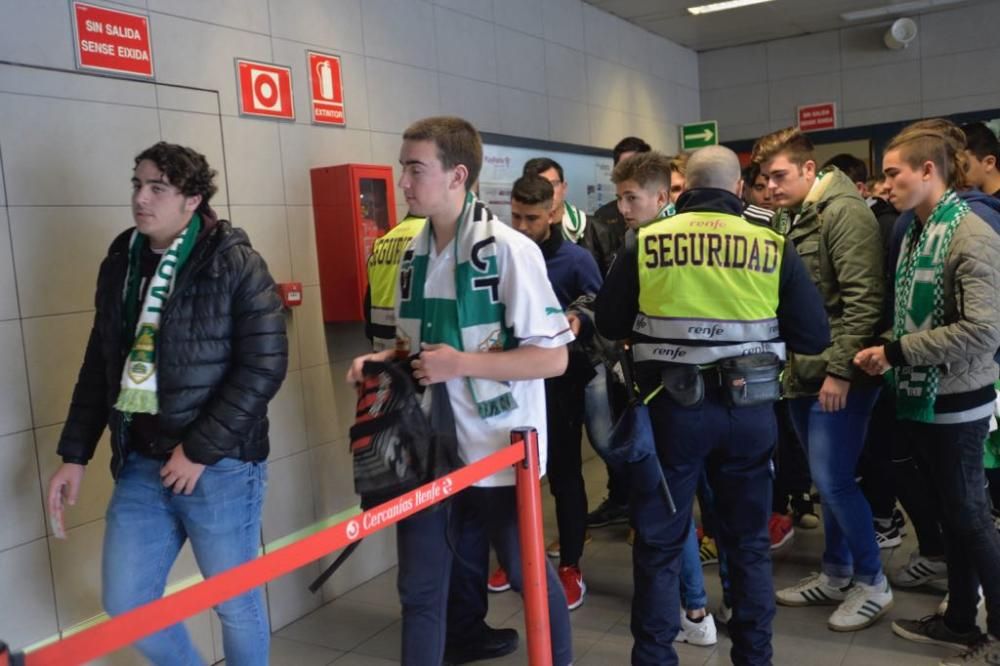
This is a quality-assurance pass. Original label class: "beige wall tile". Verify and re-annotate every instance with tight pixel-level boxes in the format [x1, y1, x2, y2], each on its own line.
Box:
[267, 370, 308, 461]
[8, 206, 130, 319]
[22, 311, 93, 429]
[262, 450, 316, 544]
[0, 319, 31, 436]
[0, 538, 58, 650]
[0, 430, 46, 551]
[301, 364, 340, 448]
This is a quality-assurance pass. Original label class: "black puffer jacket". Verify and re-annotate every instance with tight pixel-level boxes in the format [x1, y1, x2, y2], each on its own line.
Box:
[57, 213, 288, 477]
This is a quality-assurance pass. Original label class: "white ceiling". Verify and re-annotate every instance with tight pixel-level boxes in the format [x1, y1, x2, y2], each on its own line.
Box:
[583, 0, 984, 51]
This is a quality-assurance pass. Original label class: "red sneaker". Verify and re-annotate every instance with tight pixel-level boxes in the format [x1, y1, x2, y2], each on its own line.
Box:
[487, 566, 510, 592]
[558, 565, 587, 610]
[768, 512, 794, 551]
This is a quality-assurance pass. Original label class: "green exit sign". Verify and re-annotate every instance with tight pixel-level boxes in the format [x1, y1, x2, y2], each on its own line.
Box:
[681, 121, 719, 150]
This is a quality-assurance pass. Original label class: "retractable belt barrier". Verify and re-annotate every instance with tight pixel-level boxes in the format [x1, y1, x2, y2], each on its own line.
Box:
[2, 428, 553, 666]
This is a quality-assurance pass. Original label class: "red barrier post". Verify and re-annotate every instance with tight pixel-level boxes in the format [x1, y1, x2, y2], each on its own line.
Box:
[512, 427, 553, 666]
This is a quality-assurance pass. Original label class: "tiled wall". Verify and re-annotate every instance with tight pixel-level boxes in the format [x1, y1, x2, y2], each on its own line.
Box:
[700, 2, 1000, 142]
[0, 0, 699, 660]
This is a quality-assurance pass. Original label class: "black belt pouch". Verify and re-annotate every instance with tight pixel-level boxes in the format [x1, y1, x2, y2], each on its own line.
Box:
[660, 364, 704, 408]
[719, 352, 781, 407]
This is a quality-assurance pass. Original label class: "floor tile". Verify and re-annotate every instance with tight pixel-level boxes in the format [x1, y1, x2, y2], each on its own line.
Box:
[275, 599, 397, 652]
[270, 451, 961, 666]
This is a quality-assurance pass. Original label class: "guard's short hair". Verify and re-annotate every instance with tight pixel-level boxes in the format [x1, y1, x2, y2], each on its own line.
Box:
[962, 122, 1000, 162]
[511, 174, 554, 207]
[403, 116, 482, 191]
[823, 153, 868, 184]
[751, 127, 815, 167]
[685, 146, 742, 191]
[612, 136, 651, 165]
[523, 157, 564, 182]
[611, 151, 673, 189]
[134, 142, 217, 210]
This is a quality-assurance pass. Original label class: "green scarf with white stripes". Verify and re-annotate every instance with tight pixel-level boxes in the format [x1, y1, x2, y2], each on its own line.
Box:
[891, 189, 969, 423]
[395, 193, 517, 419]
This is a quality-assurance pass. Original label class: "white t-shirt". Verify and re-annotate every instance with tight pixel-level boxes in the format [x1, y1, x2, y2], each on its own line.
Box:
[420, 223, 573, 486]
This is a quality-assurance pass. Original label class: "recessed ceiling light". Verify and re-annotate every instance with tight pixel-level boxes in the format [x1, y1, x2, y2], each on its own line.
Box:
[687, 0, 776, 15]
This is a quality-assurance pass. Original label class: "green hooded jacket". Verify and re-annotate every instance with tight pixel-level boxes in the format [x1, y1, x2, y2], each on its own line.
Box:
[778, 167, 885, 398]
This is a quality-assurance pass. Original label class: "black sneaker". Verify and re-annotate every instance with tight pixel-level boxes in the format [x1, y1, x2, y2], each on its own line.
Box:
[444, 626, 519, 664]
[892, 615, 984, 651]
[791, 493, 819, 529]
[893, 507, 908, 536]
[874, 518, 903, 549]
[587, 497, 629, 528]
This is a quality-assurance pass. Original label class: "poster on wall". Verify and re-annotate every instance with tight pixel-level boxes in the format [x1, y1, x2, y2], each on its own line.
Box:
[480, 144, 614, 223]
[479, 182, 513, 224]
[72, 2, 154, 78]
[307, 51, 346, 126]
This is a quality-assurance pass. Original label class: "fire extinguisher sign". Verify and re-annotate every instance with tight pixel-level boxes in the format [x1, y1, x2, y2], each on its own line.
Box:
[235, 58, 295, 120]
[307, 51, 346, 126]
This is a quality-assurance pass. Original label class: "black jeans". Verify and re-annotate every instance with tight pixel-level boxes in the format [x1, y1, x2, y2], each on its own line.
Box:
[904, 417, 1000, 636]
[546, 373, 589, 566]
[397, 486, 573, 666]
[632, 389, 775, 666]
[859, 388, 897, 519]
[772, 400, 812, 514]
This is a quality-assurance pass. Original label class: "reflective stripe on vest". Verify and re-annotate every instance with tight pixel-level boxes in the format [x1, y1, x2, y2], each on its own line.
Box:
[368, 216, 426, 350]
[632, 340, 786, 364]
[635, 210, 784, 352]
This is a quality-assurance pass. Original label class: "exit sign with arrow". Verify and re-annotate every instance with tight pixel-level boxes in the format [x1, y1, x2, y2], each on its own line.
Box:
[681, 121, 718, 150]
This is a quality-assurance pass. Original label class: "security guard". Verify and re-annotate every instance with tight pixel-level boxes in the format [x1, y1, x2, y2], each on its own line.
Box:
[596, 146, 830, 666]
[364, 213, 426, 350]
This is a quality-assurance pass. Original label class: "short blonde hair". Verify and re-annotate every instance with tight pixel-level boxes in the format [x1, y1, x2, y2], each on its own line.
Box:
[669, 152, 690, 176]
[611, 151, 672, 189]
[751, 127, 814, 167]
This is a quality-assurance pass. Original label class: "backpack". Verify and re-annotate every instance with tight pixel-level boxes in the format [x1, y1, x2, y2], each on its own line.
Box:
[310, 358, 461, 593]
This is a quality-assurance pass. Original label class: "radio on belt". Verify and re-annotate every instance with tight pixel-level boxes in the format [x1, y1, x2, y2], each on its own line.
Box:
[277, 282, 303, 308]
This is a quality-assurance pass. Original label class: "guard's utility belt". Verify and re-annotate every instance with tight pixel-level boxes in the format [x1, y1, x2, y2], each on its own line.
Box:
[653, 352, 782, 408]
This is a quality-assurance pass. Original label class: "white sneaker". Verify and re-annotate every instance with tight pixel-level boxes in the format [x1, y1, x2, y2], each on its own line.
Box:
[675, 611, 717, 647]
[776, 572, 852, 607]
[828, 578, 893, 632]
[891, 552, 948, 588]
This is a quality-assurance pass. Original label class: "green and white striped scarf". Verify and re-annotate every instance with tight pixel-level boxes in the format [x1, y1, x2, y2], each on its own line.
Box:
[395, 193, 517, 419]
[115, 215, 202, 415]
[560, 202, 587, 243]
[892, 189, 969, 423]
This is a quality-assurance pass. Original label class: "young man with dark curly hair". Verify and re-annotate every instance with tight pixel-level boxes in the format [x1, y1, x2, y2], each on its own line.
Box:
[47, 141, 288, 665]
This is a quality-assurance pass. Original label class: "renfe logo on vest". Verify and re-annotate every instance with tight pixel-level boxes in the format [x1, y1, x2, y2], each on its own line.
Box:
[643, 232, 779, 273]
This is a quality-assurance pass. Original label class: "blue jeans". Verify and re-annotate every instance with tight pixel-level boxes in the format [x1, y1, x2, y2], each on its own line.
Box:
[788, 386, 884, 585]
[586, 364, 631, 506]
[632, 389, 775, 666]
[399, 486, 573, 666]
[102, 455, 269, 666]
[680, 517, 707, 611]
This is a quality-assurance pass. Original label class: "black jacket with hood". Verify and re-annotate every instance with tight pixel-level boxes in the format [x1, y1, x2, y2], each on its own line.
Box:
[57, 209, 288, 477]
